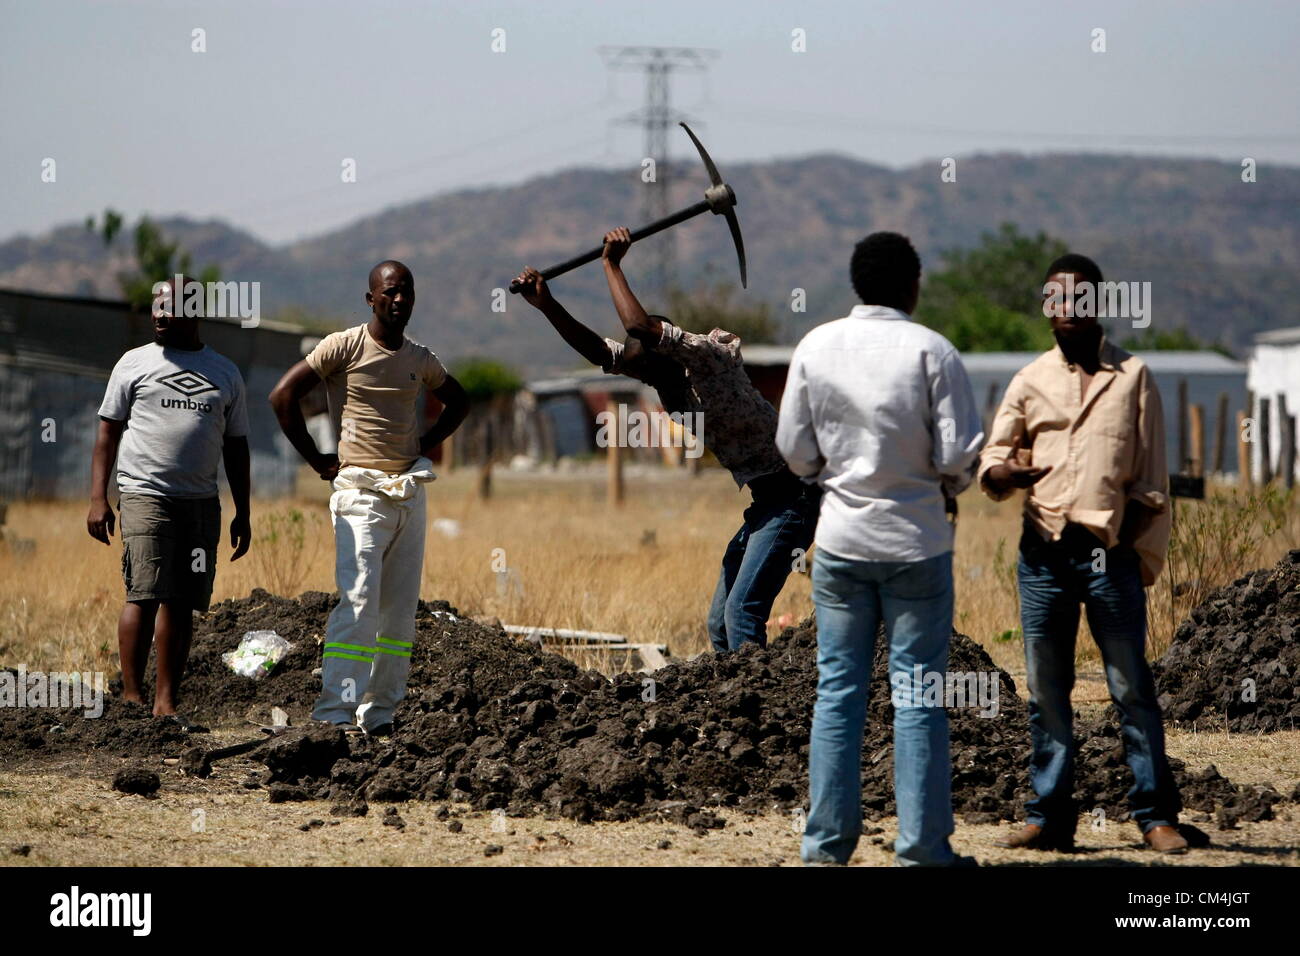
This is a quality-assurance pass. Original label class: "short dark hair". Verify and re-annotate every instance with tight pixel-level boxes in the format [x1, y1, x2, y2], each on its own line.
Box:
[850, 232, 921, 309]
[1044, 253, 1102, 286]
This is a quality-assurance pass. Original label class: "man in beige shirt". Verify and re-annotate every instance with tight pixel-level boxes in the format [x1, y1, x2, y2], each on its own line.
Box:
[978, 253, 1187, 855]
[271, 260, 468, 735]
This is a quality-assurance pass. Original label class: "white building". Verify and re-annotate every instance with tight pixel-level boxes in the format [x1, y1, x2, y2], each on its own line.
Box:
[1247, 327, 1300, 484]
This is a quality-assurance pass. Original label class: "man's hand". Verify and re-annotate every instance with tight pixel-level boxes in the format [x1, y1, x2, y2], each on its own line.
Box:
[602, 227, 631, 268]
[311, 452, 340, 482]
[229, 512, 252, 561]
[87, 498, 115, 545]
[513, 267, 553, 309]
[986, 435, 1052, 492]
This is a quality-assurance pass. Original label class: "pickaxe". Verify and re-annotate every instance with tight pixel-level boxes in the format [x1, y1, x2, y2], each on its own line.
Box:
[508, 122, 746, 292]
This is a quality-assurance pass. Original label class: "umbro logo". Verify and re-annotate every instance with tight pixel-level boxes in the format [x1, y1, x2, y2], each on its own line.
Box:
[158, 369, 218, 398]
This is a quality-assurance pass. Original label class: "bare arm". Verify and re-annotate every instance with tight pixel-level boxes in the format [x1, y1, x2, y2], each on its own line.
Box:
[420, 374, 470, 457]
[222, 435, 251, 560]
[269, 360, 338, 481]
[513, 267, 616, 369]
[601, 227, 662, 343]
[87, 417, 125, 544]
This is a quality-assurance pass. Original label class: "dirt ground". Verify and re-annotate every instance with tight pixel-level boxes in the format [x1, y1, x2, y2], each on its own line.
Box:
[4, 712, 1296, 867]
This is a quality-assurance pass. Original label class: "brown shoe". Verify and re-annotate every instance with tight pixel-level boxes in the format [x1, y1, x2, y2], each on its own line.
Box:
[1143, 825, 1189, 854]
[994, 824, 1075, 851]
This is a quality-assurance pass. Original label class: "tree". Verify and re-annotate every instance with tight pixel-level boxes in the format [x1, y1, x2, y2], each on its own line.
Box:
[86, 209, 220, 310]
[916, 223, 1065, 352]
[451, 358, 523, 404]
[1121, 326, 1233, 357]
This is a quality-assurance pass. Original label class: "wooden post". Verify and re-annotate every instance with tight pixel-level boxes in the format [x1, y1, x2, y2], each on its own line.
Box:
[442, 432, 455, 473]
[1212, 392, 1229, 475]
[1280, 394, 1296, 490]
[478, 416, 493, 500]
[1236, 410, 1252, 488]
[606, 398, 623, 506]
[1284, 415, 1297, 490]
[1189, 404, 1205, 478]
[1259, 397, 1273, 484]
[1177, 379, 1189, 473]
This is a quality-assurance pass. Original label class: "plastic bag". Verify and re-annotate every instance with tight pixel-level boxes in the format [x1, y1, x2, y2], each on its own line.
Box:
[222, 630, 293, 679]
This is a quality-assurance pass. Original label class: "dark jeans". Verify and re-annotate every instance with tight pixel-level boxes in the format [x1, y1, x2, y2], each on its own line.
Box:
[1017, 523, 1181, 836]
[706, 475, 819, 653]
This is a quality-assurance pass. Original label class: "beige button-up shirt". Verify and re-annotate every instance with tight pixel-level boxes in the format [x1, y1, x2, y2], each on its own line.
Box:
[977, 336, 1171, 586]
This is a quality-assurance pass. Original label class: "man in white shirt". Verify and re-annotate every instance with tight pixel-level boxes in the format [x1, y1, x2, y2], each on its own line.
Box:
[777, 232, 984, 866]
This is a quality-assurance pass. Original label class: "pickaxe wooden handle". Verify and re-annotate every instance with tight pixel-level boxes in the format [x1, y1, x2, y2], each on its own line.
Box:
[509, 123, 746, 293]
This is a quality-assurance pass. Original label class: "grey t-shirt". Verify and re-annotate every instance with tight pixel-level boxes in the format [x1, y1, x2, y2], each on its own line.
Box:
[98, 343, 249, 498]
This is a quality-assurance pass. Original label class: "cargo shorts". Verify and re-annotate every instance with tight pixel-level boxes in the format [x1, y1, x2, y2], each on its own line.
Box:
[119, 493, 222, 612]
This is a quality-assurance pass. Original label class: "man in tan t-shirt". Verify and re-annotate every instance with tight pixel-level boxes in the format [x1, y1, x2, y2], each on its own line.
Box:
[271, 260, 468, 735]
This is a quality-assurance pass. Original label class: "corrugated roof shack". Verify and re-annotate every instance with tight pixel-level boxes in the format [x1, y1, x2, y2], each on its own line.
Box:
[0, 287, 311, 499]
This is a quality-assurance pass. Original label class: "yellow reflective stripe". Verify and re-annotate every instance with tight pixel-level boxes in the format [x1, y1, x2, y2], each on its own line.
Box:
[325, 643, 376, 654]
[376, 636, 413, 648]
[323, 652, 373, 662]
[373, 645, 410, 657]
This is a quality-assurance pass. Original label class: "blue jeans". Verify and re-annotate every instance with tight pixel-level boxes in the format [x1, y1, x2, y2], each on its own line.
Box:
[1018, 523, 1181, 837]
[706, 484, 819, 653]
[802, 549, 956, 866]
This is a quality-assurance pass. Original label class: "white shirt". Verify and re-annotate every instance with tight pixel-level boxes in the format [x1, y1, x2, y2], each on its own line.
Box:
[776, 305, 984, 563]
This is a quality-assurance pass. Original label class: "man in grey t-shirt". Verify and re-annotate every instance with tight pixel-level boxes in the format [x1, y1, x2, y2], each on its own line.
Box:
[87, 276, 252, 727]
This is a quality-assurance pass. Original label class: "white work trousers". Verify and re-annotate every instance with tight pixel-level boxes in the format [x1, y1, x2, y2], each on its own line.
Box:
[312, 481, 426, 730]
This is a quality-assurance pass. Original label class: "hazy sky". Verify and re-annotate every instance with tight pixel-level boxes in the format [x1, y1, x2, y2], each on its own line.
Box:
[5, 0, 1298, 245]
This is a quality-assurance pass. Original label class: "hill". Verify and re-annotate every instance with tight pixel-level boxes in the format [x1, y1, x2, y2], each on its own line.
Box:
[3, 152, 1296, 373]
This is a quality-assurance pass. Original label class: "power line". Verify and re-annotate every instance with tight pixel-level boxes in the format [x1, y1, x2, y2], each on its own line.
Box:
[599, 46, 718, 294]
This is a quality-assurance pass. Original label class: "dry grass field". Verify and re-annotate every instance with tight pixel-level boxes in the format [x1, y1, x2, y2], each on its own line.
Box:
[2, 465, 1297, 868]
[3, 465, 1297, 676]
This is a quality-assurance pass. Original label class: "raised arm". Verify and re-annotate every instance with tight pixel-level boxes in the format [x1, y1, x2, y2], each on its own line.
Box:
[601, 227, 663, 343]
[269, 360, 338, 481]
[513, 267, 616, 369]
[87, 417, 125, 544]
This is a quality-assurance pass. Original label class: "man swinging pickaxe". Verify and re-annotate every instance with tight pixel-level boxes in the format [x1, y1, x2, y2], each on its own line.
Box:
[512, 125, 819, 655]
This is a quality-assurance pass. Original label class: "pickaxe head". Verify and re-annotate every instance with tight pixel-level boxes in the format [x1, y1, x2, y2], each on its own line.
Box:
[507, 123, 748, 294]
[681, 122, 747, 288]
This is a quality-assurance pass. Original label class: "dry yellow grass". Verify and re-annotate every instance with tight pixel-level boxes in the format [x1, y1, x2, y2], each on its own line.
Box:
[1, 468, 1296, 680]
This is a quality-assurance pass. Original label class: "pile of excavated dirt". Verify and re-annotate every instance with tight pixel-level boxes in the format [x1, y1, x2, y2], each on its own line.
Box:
[2, 590, 1287, 829]
[1154, 550, 1300, 733]
[0, 589, 580, 762]
[224, 595, 1279, 827]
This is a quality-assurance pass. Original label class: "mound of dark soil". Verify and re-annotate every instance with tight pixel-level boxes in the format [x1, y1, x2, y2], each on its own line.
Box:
[1154, 550, 1300, 733]
[3, 589, 1286, 830]
[227, 599, 1275, 826]
[0, 589, 580, 762]
[0, 694, 202, 762]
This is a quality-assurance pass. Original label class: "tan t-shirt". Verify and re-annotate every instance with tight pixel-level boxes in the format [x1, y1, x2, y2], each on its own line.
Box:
[305, 324, 448, 473]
